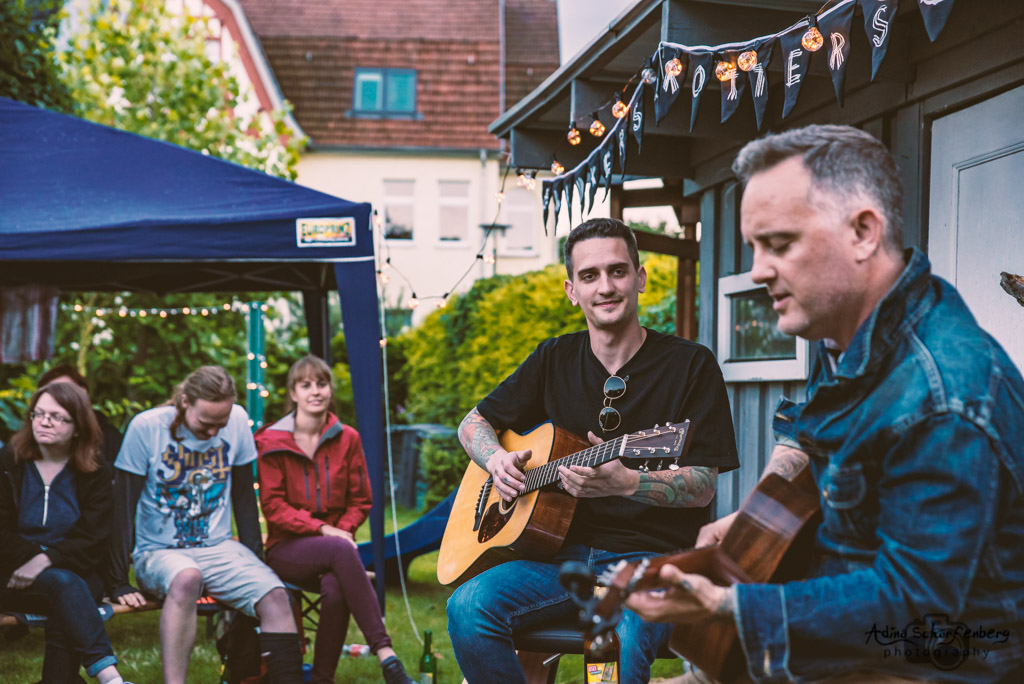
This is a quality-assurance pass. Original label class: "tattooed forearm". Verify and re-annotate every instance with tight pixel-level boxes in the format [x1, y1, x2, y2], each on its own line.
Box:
[760, 444, 809, 483]
[626, 466, 717, 508]
[458, 408, 503, 469]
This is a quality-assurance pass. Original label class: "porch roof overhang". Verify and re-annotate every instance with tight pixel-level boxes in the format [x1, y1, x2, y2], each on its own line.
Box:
[490, 0, 904, 181]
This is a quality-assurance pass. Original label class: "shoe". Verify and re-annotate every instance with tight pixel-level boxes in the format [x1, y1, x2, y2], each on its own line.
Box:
[380, 655, 416, 684]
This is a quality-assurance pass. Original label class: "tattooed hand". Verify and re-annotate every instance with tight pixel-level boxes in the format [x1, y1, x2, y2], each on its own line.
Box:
[487, 449, 532, 501]
[459, 407, 530, 501]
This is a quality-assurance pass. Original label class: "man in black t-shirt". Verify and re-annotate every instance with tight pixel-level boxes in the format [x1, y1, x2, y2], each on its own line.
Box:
[446, 218, 739, 684]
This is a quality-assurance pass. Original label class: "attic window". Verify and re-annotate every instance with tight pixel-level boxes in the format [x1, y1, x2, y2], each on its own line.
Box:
[353, 68, 417, 116]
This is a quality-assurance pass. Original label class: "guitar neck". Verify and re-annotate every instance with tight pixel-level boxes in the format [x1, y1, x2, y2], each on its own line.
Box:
[521, 437, 625, 493]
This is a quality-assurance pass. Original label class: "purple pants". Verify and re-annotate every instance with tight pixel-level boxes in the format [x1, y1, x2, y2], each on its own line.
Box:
[267, 535, 390, 683]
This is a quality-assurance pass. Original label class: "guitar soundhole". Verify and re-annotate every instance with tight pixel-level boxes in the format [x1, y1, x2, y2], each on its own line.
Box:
[478, 500, 516, 543]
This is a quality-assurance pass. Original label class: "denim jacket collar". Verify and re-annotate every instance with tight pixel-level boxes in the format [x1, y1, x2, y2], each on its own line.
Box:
[833, 247, 934, 381]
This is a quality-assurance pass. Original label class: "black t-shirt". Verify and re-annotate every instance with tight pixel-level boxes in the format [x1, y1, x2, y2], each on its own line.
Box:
[477, 328, 739, 553]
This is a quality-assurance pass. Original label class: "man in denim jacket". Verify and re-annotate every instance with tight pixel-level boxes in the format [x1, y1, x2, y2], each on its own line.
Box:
[628, 125, 1024, 683]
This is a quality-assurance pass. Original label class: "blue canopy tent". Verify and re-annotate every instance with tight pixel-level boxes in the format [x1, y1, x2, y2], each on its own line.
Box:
[0, 96, 388, 607]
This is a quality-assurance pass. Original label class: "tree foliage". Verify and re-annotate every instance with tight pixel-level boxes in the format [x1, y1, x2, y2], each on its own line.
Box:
[0, 0, 73, 112]
[59, 0, 303, 179]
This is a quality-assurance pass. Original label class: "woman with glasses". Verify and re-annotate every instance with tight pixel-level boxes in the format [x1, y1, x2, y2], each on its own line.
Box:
[255, 355, 415, 684]
[0, 382, 137, 683]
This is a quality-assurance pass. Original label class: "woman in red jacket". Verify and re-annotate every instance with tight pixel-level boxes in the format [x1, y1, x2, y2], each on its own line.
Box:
[256, 356, 414, 684]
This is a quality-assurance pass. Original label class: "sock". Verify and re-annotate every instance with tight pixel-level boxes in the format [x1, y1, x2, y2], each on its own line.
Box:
[258, 632, 303, 684]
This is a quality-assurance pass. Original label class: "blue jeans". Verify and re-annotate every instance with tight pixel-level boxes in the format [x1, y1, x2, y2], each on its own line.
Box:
[1, 568, 118, 681]
[447, 544, 673, 684]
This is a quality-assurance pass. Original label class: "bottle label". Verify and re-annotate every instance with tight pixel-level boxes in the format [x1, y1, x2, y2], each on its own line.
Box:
[586, 662, 618, 683]
[419, 675, 434, 684]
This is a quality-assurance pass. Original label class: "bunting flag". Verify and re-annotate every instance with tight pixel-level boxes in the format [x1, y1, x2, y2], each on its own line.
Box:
[586, 160, 599, 216]
[720, 50, 748, 123]
[655, 47, 687, 123]
[820, 2, 856, 106]
[918, 0, 956, 42]
[551, 178, 563, 228]
[601, 146, 614, 202]
[631, 83, 646, 152]
[749, 39, 776, 130]
[564, 171, 575, 226]
[780, 26, 812, 119]
[616, 123, 628, 175]
[689, 51, 714, 132]
[541, 181, 551, 229]
[861, 0, 898, 80]
[574, 171, 586, 216]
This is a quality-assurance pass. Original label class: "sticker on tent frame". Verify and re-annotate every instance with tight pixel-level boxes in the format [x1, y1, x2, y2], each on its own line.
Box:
[296, 217, 356, 247]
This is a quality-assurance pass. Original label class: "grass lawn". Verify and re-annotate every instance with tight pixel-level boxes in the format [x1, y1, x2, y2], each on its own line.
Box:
[0, 505, 687, 682]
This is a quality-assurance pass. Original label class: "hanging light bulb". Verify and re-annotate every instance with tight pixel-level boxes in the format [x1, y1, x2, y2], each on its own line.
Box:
[802, 17, 824, 52]
[715, 59, 736, 82]
[525, 171, 537, 191]
[641, 66, 657, 85]
[379, 338, 387, 349]
[589, 113, 605, 137]
[567, 123, 581, 146]
[738, 49, 758, 72]
[74, 303, 83, 312]
[160, 311, 168, 318]
[495, 191, 505, 203]
[611, 93, 629, 119]
[551, 158, 565, 175]
[407, 295, 419, 309]
[436, 297, 447, 309]
[378, 270, 390, 284]
[665, 58, 684, 78]
[516, 170, 526, 187]
[139, 310, 147, 318]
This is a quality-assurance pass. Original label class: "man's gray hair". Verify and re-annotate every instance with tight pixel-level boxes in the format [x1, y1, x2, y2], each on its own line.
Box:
[732, 124, 904, 252]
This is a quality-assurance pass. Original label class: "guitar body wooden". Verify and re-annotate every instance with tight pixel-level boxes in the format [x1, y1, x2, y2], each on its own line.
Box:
[437, 423, 589, 586]
[666, 461, 822, 682]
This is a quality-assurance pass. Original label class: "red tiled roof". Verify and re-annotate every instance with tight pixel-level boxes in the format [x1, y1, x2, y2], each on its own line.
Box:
[236, 0, 558, 149]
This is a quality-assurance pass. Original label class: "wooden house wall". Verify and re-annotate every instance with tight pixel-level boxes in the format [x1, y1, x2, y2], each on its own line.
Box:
[692, 1, 1024, 518]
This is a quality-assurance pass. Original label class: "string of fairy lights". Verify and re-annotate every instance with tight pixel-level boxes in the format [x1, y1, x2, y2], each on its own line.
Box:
[551, 0, 834, 169]
[59, 299, 275, 401]
[372, 164, 516, 316]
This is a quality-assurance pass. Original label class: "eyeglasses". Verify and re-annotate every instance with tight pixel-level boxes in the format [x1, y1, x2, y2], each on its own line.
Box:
[598, 374, 628, 433]
[29, 411, 73, 426]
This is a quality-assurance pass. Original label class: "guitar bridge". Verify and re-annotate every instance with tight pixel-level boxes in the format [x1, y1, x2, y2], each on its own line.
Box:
[473, 480, 491, 532]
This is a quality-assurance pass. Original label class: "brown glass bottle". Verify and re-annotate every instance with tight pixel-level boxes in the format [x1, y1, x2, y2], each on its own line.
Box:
[583, 629, 620, 683]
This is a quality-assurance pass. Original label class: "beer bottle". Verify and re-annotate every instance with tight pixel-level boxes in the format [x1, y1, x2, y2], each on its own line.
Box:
[419, 629, 436, 683]
[583, 629, 620, 683]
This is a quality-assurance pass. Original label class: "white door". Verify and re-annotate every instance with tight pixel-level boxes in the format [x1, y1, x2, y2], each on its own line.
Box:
[929, 85, 1024, 375]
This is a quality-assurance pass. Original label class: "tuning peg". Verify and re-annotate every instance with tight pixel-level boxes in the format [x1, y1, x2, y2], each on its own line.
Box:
[639, 462, 649, 473]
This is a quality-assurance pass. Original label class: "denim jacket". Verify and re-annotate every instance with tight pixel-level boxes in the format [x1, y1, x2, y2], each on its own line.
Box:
[735, 249, 1024, 683]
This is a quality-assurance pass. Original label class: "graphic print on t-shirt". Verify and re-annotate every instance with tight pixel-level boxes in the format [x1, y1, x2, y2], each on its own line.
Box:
[156, 441, 232, 547]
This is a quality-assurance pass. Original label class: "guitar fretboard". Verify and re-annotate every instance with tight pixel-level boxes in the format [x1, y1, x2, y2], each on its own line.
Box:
[521, 436, 626, 493]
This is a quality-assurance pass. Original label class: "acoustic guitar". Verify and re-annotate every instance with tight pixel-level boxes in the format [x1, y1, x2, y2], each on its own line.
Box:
[437, 420, 694, 587]
[586, 453, 821, 683]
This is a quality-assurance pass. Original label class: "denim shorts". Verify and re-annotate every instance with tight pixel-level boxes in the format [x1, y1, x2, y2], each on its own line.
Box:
[134, 539, 284, 617]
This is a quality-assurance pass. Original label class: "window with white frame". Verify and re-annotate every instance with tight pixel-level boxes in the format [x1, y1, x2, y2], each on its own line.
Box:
[438, 181, 470, 242]
[383, 180, 415, 240]
[717, 271, 808, 382]
[500, 188, 537, 254]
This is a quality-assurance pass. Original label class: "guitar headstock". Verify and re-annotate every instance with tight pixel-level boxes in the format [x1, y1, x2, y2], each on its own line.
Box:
[619, 419, 693, 472]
